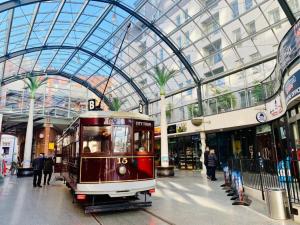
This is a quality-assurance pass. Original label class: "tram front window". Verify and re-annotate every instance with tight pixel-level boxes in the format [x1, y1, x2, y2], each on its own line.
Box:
[134, 131, 152, 153]
[82, 126, 111, 154]
[112, 125, 131, 153]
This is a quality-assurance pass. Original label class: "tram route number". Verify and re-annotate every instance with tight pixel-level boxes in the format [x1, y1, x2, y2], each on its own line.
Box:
[117, 157, 128, 164]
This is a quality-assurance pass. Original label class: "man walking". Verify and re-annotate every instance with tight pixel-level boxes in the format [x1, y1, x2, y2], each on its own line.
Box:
[32, 153, 44, 187]
[43, 155, 54, 185]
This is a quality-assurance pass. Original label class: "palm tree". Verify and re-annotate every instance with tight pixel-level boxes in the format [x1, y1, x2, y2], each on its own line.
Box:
[151, 66, 176, 167]
[111, 97, 122, 111]
[23, 75, 47, 168]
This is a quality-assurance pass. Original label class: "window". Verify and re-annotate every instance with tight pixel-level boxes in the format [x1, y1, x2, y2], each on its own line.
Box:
[184, 31, 190, 46]
[82, 126, 111, 154]
[231, 0, 239, 18]
[186, 54, 191, 63]
[245, 0, 252, 11]
[176, 15, 181, 26]
[134, 131, 152, 152]
[2, 147, 9, 155]
[177, 35, 182, 48]
[246, 20, 256, 35]
[112, 125, 131, 153]
[268, 8, 280, 24]
[160, 49, 164, 60]
[232, 28, 242, 43]
[202, 13, 219, 34]
[184, 9, 189, 21]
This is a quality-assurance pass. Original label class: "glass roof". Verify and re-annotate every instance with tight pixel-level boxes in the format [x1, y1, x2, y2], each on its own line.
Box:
[0, 0, 298, 111]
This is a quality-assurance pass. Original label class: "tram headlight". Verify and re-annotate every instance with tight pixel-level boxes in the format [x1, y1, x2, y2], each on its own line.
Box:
[118, 165, 127, 175]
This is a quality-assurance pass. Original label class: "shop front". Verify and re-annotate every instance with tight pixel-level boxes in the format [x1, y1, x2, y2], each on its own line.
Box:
[155, 122, 201, 170]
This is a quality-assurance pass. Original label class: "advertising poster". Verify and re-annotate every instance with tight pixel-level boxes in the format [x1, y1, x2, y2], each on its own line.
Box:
[284, 69, 300, 104]
[278, 20, 300, 73]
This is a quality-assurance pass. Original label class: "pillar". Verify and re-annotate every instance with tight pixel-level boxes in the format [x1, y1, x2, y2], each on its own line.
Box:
[200, 131, 206, 175]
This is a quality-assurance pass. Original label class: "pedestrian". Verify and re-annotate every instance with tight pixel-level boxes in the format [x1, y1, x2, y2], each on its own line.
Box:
[10, 160, 18, 175]
[32, 153, 44, 187]
[207, 149, 218, 181]
[204, 146, 210, 179]
[43, 155, 54, 185]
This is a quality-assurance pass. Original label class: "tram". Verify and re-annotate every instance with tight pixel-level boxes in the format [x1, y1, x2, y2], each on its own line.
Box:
[56, 111, 155, 213]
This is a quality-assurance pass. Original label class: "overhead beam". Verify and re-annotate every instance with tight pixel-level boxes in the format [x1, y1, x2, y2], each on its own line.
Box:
[0, 0, 199, 84]
[2, 70, 113, 109]
[0, 45, 148, 104]
[277, 0, 296, 25]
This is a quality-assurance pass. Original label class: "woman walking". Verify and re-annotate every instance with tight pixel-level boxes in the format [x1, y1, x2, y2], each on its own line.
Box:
[207, 149, 218, 181]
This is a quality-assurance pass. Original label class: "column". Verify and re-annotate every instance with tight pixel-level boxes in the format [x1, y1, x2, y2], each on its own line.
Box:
[200, 131, 206, 175]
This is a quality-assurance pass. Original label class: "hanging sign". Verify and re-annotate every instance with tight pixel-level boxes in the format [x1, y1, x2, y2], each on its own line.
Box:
[138, 101, 143, 114]
[88, 99, 102, 111]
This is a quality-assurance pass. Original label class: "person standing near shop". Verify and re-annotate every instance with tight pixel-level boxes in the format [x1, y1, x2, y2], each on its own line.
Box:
[43, 155, 54, 185]
[207, 149, 218, 181]
[204, 146, 210, 179]
[32, 153, 44, 187]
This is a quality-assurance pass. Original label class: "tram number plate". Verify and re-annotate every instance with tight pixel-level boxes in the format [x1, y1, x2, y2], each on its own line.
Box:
[117, 157, 128, 164]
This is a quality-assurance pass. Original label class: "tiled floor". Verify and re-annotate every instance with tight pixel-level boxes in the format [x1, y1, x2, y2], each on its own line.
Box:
[0, 170, 298, 225]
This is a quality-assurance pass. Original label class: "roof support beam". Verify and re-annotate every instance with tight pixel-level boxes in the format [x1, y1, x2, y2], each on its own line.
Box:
[0, 0, 199, 84]
[32, 0, 67, 71]
[1, 8, 14, 81]
[2, 70, 113, 109]
[58, 4, 114, 74]
[277, 0, 296, 25]
[0, 45, 148, 104]
[17, 2, 41, 74]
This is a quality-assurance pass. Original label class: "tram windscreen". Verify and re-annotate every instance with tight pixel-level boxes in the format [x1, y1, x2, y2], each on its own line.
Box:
[112, 125, 131, 153]
[82, 126, 111, 153]
[134, 130, 152, 153]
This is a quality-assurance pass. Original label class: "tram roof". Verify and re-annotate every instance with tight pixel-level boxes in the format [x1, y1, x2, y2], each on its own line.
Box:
[79, 111, 153, 121]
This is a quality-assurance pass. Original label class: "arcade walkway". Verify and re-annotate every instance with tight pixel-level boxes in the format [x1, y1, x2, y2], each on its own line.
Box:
[0, 170, 297, 225]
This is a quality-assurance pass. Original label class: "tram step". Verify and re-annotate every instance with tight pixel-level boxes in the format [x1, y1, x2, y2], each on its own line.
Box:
[84, 201, 152, 213]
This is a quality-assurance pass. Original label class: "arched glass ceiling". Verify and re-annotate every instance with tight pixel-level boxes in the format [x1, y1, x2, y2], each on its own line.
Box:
[0, 0, 298, 111]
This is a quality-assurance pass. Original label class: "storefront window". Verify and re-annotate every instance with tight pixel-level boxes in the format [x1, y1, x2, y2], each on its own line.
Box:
[112, 125, 131, 153]
[134, 130, 152, 153]
[82, 126, 111, 154]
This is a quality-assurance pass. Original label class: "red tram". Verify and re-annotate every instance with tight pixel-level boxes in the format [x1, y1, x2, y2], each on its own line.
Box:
[56, 111, 155, 212]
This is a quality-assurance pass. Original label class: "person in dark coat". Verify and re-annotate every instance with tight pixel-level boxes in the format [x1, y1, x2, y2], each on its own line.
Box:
[204, 146, 210, 179]
[32, 153, 44, 187]
[43, 155, 54, 185]
[207, 149, 218, 181]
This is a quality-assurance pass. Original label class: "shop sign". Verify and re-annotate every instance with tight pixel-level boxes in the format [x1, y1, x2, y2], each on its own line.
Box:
[278, 20, 300, 73]
[167, 124, 176, 134]
[154, 127, 161, 136]
[284, 70, 300, 105]
[256, 112, 267, 123]
[268, 95, 283, 117]
[48, 142, 55, 150]
[256, 124, 271, 134]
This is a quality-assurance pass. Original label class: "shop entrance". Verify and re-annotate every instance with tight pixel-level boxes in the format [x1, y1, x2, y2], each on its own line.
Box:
[168, 134, 201, 170]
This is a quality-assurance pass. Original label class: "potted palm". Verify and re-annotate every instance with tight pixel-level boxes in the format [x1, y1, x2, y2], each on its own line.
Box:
[111, 97, 122, 111]
[150, 65, 176, 176]
[19, 75, 47, 177]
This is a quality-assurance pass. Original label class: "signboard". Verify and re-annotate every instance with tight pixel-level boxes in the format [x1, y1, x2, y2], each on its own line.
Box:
[278, 19, 300, 73]
[88, 99, 102, 111]
[268, 95, 283, 117]
[256, 124, 271, 134]
[167, 125, 176, 134]
[138, 101, 143, 114]
[48, 142, 55, 150]
[256, 112, 267, 123]
[284, 69, 300, 105]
